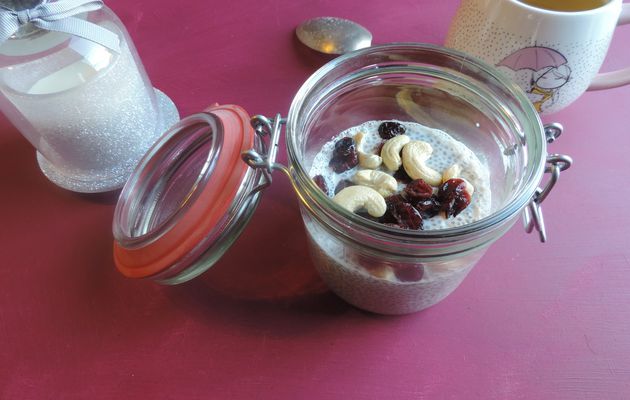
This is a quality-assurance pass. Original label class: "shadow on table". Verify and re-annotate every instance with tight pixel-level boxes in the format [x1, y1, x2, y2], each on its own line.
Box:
[76, 189, 121, 205]
[162, 249, 358, 337]
[159, 181, 380, 334]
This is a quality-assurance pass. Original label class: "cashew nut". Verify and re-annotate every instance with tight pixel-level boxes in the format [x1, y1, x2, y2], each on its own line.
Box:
[359, 152, 383, 169]
[354, 131, 365, 146]
[442, 163, 475, 196]
[332, 185, 387, 217]
[352, 170, 398, 197]
[370, 266, 395, 280]
[441, 163, 462, 183]
[355, 131, 382, 169]
[381, 134, 410, 171]
[401, 141, 442, 186]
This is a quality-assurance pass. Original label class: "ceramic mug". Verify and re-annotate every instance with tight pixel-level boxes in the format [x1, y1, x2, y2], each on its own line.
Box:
[445, 0, 630, 114]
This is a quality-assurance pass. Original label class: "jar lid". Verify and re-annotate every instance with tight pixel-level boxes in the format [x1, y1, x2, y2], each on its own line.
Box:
[112, 104, 259, 283]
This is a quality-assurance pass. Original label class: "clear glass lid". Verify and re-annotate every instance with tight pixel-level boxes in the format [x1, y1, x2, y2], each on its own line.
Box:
[113, 104, 261, 283]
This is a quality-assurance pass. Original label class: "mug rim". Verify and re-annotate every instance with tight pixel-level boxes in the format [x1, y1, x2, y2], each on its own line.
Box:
[507, 0, 621, 16]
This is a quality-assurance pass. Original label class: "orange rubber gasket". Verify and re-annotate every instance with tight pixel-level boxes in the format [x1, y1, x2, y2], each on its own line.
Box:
[113, 104, 255, 278]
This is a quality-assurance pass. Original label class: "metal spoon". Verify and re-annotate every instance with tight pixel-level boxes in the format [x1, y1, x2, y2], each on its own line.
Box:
[296, 17, 372, 55]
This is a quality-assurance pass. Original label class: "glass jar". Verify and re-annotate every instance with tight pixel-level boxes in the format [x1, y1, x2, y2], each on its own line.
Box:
[285, 44, 563, 314]
[0, 0, 179, 192]
[112, 44, 570, 314]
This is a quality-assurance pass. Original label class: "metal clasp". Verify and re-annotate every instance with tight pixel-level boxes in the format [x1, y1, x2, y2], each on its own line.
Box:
[522, 123, 572, 242]
[241, 114, 289, 194]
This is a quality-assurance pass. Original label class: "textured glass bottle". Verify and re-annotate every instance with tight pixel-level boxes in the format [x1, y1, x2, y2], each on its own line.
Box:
[0, 0, 178, 192]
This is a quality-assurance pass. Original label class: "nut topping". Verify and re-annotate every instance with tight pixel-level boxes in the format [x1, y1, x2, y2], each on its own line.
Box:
[332, 185, 387, 218]
[401, 140, 442, 186]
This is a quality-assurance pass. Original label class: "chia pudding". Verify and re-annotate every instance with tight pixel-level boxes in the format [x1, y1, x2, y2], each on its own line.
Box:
[305, 120, 491, 314]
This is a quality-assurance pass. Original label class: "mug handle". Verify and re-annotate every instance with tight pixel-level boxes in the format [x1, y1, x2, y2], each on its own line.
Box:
[588, 2, 630, 90]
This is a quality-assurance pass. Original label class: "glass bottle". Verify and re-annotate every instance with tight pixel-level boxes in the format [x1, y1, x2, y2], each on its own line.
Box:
[0, 0, 179, 192]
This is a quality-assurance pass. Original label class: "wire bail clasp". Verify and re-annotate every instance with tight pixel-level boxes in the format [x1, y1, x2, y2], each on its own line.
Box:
[523, 123, 572, 242]
[241, 114, 288, 194]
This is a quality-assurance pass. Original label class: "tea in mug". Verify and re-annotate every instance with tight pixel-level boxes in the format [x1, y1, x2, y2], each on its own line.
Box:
[517, 0, 610, 11]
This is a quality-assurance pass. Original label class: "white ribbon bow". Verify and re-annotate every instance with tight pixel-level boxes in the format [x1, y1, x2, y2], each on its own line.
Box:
[0, 0, 120, 52]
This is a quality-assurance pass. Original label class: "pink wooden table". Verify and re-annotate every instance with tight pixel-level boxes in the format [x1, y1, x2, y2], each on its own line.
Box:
[1, 1, 629, 398]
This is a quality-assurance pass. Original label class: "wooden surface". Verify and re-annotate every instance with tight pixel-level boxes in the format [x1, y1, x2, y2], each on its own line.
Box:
[1, 0, 629, 398]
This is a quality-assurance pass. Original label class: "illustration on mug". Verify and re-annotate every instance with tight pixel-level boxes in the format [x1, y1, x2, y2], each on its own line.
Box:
[497, 46, 571, 113]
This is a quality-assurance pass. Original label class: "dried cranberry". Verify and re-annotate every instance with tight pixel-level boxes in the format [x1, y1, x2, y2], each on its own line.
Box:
[391, 202, 423, 230]
[380, 194, 406, 224]
[393, 166, 413, 184]
[378, 121, 406, 139]
[403, 179, 434, 202]
[393, 264, 424, 282]
[312, 175, 329, 196]
[386, 194, 406, 207]
[438, 178, 472, 218]
[334, 179, 354, 195]
[413, 196, 441, 218]
[329, 137, 358, 173]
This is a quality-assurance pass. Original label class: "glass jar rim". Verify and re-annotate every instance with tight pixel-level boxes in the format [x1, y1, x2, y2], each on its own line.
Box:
[112, 105, 260, 281]
[286, 42, 546, 242]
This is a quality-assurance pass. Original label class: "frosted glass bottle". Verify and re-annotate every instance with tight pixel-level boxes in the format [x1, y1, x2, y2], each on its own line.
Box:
[0, 0, 179, 192]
